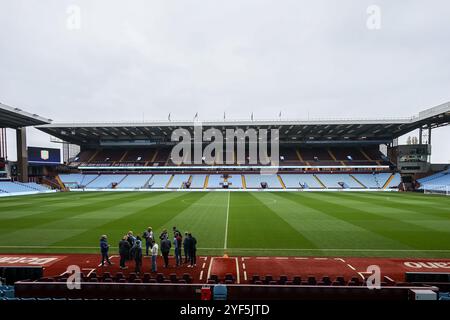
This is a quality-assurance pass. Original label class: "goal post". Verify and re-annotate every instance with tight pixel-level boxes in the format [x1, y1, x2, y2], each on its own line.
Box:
[423, 185, 450, 196]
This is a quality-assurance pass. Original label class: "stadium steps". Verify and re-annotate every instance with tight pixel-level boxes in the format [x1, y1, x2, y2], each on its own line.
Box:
[296, 149, 309, 165]
[203, 175, 209, 189]
[313, 174, 326, 188]
[114, 175, 128, 189]
[350, 174, 367, 188]
[119, 150, 129, 162]
[277, 175, 286, 189]
[359, 148, 372, 161]
[242, 175, 247, 189]
[143, 175, 154, 188]
[150, 150, 158, 162]
[55, 175, 68, 190]
[85, 175, 100, 187]
[165, 175, 174, 188]
[382, 174, 395, 189]
[87, 150, 100, 163]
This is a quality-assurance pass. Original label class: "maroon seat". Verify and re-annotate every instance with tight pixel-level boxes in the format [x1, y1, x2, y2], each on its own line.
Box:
[293, 276, 301, 285]
[251, 275, 260, 284]
[182, 273, 192, 284]
[264, 275, 273, 284]
[279, 275, 288, 285]
[169, 274, 178, 283]
[307, 276, 316, 285]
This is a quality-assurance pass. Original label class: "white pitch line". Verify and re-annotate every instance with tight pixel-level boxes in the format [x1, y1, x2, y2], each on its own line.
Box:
[347, 264, 356, 271]
[235, 257, 240, 284]
[2, 245, 450, 253]
[357, 272, 366, 281]
[199, 271, 204, 281]
[276, 257, 289, 260]
[334, 258, 346, 263]
[97, 255, 118, 267]
[314, 257, 328, 260]
[242, 263, 246, 270]
[224, 191, 230, 250]
[244, 271, 247, 281]
[202, 263, 206, 269]
[206, 257, 214, 281]
[86, 268, 96, 277]
[295, 257, 308, 260]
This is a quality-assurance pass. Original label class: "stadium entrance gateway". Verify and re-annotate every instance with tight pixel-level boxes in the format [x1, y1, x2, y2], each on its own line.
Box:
[170, 125, 279, 167]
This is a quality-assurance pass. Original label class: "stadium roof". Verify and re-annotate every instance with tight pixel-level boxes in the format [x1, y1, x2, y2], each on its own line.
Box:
[37, 102, 450, 146]
[0, 102, 51, 128]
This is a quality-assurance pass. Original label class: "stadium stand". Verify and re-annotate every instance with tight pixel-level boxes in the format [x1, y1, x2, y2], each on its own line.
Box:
[85, 174, 126, 189]
[167, 174, 191, 189]
[417, 169, 450, 193]
[0, 181, 52, 195]
[57, 172, 403, 191]
[207, 174, 224, 189]
[315, 174, 364, 189]
[227, 174, 243, 189]
[244, 174, 282, 189]
[189, 174, 207, 189]
[116, 174, 153, 189]
[148, 174, 172, 189]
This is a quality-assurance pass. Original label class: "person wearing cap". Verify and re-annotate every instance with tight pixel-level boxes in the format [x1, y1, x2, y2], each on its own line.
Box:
[100, 235, 112, 267]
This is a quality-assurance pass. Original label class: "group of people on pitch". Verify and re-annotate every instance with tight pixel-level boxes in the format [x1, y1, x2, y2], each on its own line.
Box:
[99, 226, 198, 274]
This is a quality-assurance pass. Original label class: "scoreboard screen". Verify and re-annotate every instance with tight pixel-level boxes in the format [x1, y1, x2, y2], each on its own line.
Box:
[28, 147, 61, 165]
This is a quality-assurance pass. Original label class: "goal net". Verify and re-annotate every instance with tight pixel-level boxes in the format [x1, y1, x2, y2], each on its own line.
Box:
[423, 185, 450, 196]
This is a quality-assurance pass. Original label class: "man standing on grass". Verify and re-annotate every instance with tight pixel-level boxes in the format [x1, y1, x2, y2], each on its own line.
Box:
[160, 236, 171, 268]
[100, 235, 112, 267]
[151, 240, 158, 272]
[142, 227, 153, 256]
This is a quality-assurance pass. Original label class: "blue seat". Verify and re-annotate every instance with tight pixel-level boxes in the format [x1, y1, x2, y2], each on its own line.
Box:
[213, 284, 227, 300]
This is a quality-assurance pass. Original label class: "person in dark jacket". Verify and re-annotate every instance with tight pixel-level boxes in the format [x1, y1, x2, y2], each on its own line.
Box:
[142, 227, 153, 256]
[183, 231, 190, 264]
[160, 237, 171, 268]
[119, 236, 131, 269]
[100, 235, 112, 267]
[188, 233, 197, 267]
[126, 231, 136, 260]
[131, 237, 143, 274]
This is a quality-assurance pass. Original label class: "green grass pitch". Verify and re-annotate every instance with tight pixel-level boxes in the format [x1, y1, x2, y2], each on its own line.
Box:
[0, 191, 449, 258]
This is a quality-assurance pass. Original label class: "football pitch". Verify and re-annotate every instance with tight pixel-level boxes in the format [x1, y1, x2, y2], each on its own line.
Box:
[0, 191, 449, 258]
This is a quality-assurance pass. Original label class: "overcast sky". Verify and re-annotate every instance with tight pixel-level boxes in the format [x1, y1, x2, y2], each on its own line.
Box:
[1, 0, 449, 162]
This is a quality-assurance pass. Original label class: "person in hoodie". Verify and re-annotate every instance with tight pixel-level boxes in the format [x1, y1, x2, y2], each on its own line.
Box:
[100, 235, 112, 267]
[131, 236, 143, 274]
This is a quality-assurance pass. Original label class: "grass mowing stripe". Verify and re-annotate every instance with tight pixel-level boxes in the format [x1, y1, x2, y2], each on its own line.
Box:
[157, 192, 228, 250]
[332, 192, 450, 219]
[274, 192, 413, 250]
[224, 191, 230, 250]
[49, 192, 188, 247]
[296, 192, 450, 250]
[227, 193, 318, 250]
[50, 192, 210, 248]
[0, 192, 162, 234]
